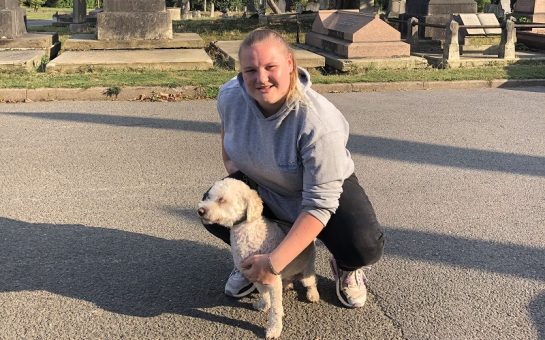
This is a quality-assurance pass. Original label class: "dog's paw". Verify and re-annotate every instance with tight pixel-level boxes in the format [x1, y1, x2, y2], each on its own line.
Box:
[283, 282, 294, 291]
[306, 286, 320, 303]
[265, 321, 283, 339]
[253, 298, 270, 312]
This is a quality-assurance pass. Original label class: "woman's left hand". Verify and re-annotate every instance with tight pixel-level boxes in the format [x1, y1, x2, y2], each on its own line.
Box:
[241, 254, 278, 285]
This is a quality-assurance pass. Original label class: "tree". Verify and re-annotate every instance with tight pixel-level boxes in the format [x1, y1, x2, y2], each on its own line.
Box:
[29, 0, 46, 11]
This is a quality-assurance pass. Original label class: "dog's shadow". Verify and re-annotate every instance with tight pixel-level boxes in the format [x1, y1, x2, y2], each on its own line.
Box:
[0, 216, 263, 335]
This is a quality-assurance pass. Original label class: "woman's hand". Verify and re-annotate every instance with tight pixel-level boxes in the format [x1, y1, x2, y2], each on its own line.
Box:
[241, 254, 278, 285]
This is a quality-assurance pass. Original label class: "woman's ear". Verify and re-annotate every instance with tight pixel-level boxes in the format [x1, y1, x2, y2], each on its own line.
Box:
[246, 189, 264, 222]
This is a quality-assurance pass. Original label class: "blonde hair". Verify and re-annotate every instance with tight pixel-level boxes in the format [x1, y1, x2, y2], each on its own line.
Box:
[238, 28, 304, 104]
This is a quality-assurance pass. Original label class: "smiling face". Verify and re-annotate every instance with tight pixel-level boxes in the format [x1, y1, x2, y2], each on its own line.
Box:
[239, 37, 294, 117]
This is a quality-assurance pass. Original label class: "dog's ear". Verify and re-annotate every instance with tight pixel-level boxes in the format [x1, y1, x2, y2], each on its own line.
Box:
[245, 188, 263, 222]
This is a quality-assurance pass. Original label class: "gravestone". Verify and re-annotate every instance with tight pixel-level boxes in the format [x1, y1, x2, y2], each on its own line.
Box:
[453, 13, 502, 53]
[97, 0, 173, 40]
[405, 0, 477, 40]
[513, 0, 545, 33]
[70, 0, 88, 33]
[305, 10, 410, 58]
[0, 0, 26, 39]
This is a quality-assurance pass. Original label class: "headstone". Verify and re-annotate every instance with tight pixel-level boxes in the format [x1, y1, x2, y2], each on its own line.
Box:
[387, 0, 406, 18]
[513, 0, 545, 33]
[70, 0, 89, 33]
[210, 2, 215, 17]
[305, 10, 410, 58]
[453, 13, 501, 53]
[405, 0, 477, 40]
[0, 0, 26, 39]
[167, 7, 182, 20]
[97, 0, 173, 40]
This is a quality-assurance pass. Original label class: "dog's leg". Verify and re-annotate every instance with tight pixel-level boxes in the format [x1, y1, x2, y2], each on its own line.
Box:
[300, 274, 320, 303]
[253, 284, 271, 312]
[265, 276, 284, 339]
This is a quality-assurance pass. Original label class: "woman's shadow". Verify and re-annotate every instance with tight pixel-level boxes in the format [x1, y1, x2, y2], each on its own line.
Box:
[0, 216, 261, 334]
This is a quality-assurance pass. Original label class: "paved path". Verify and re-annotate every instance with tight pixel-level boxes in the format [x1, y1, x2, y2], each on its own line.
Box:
[0, 88, 544, 339]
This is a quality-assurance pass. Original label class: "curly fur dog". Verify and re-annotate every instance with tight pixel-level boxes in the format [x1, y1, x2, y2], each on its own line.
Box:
[198, 178, 319, 339]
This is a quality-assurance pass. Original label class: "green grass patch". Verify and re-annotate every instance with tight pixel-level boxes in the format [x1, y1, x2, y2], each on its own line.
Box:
[24, 7, 72, 20]
[2, 64, 545, 98]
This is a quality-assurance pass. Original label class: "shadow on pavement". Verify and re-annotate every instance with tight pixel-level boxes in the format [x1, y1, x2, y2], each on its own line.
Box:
[2, 110, 543, 178]
[0, 111, 221, 134]
[0, 217, 261, 336]
[348, 135, 545, 178]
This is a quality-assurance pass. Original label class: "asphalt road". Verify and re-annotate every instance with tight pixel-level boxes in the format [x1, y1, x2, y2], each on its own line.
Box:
[0, 87, 544, 339]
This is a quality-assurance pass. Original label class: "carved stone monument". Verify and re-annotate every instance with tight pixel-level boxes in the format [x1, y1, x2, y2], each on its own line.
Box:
[513, 0, 545, 32]
[97, 0, 173, 40]
[405, 0, 478, 40]
[305, 10, 410, 58]
[0, 0, 26, 39]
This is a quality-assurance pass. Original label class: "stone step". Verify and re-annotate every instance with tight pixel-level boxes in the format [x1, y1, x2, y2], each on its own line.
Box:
[46, 49, 213, 73]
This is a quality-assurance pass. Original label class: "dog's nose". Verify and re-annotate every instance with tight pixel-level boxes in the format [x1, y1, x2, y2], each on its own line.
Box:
[197, 207, 205, 216]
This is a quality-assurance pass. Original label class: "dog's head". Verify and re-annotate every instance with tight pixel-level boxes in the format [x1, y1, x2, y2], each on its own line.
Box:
[197, 178, 264, 227]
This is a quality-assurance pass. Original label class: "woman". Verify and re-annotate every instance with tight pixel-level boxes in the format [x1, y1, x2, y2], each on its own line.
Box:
[203, 28, 384, 308]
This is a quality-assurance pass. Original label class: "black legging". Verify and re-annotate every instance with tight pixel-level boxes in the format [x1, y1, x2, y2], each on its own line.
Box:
[202, 172, 385, 271]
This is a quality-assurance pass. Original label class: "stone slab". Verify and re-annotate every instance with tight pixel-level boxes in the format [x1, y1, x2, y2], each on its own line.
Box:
[0, 32, 58, 49]
[301, 43, 428, 71]
[517, 31, 545, 49]
[306, 31, 410, 58]
[45, 49, 213, 73]
[0, 49, 45, 71]
[415, 49, 545, 68]
[63, 33, 205, 50]
[477, 13, 502, 34]
[457, 13, 486, 35]
[213, 40, 325, 70]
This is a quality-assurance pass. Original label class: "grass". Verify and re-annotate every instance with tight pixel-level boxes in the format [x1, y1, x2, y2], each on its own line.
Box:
[24, 6, 72, 20]
[3, 16, 545, 97]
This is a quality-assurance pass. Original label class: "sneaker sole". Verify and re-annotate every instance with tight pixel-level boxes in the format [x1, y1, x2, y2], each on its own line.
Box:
[225, 283, 256, 298]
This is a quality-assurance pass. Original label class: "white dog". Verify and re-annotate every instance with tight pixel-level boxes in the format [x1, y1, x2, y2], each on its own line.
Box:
[198, 178, 320, 339]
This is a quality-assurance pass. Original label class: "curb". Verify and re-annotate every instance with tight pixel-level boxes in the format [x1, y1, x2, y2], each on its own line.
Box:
[1, 79, 544, 102]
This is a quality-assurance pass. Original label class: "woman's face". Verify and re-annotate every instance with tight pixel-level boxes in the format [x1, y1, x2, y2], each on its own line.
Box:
[239, 38, 293, 116]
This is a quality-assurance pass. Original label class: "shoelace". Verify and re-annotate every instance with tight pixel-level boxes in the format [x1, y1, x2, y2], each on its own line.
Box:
[341, 268, 369, 288]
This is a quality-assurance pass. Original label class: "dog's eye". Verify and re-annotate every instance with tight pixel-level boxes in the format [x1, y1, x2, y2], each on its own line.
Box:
[218, 197, 226, 204]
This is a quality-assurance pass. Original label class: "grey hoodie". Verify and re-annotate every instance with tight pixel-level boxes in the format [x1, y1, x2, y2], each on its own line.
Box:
[217, 67, 354, 226]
